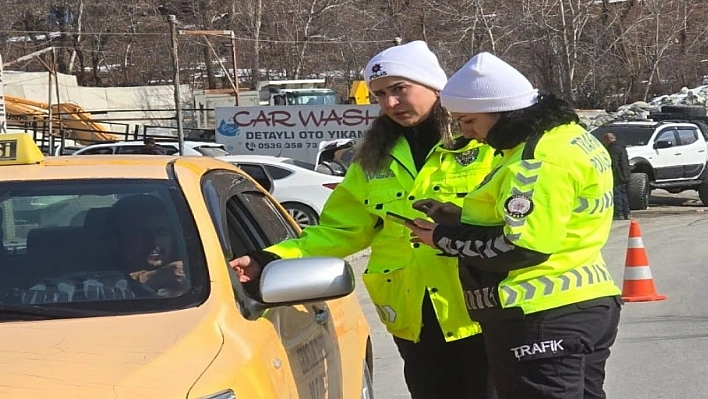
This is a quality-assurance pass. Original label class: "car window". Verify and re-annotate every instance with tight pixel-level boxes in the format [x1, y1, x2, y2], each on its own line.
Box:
[234, 164, 274, 192]
[201, 170, 297, 258]
[117, 145, 146, 154]
[263, 165, 292, 180]
[195, 146, 230, 157]
[0, 179, 207, 315]
[287, 159, 316, 170]
[677, 129, 698, 145]
[201, 170, 297, 317]
[590, 126, 654, 147]
[656, 129, 676, 144]
[163, 146, 180, 155]
[78, 147, 115, 155]
[117, 144, 179, 155]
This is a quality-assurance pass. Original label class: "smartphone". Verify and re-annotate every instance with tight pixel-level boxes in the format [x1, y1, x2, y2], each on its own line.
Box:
[386, 211, 415, 225]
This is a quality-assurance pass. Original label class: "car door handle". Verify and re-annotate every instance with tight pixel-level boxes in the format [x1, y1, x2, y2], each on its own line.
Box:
[314, 307, 330, 325]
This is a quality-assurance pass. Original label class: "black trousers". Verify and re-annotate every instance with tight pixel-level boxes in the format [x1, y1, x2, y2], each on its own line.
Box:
[481, 296, 622, 399]
[613, 184, 630, 219]
[393, 293, 492, 399]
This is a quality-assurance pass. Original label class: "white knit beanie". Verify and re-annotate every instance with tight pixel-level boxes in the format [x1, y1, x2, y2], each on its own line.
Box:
[441, 52, 538, 113]
[364, 41, 447, 91]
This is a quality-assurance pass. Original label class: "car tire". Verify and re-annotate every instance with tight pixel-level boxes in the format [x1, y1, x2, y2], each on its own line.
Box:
[697, 170, 708, 206]
[284, 202, 319, 228]
[361, 360, 374, 399]
[628, 172, 650, 210]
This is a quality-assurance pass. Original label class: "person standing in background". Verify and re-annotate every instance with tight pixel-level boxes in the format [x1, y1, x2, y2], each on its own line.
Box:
[602, 132, 632, 220]
[141, 137, 167, 155]
[230, 41, 498, 398]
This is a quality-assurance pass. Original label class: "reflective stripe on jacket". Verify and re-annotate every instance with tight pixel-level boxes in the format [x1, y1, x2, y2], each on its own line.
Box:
[267, 137, 496, 342]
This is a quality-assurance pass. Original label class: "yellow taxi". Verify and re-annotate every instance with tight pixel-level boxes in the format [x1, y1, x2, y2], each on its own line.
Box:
[0, 134, 373, 399]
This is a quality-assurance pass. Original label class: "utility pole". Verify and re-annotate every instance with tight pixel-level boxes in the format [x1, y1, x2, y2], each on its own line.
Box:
[179, 29, 239, 106]
[230, 33, 240, 105]
[0, 50, 6, 134]
[167, 15, 184, 155]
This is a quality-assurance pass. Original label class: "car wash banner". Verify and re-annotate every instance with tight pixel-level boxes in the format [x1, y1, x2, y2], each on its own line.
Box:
[0, 52, 7, 134]
[215, 104, 380, 164]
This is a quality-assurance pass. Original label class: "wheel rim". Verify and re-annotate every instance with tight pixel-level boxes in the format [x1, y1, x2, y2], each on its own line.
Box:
[288, 208, 312, 228]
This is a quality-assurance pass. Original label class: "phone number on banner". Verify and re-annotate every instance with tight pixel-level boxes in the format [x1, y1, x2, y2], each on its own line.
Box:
[247, 142, 319, 149]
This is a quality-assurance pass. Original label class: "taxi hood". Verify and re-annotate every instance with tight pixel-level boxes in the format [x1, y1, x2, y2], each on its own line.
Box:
[0, 306, 222, 398]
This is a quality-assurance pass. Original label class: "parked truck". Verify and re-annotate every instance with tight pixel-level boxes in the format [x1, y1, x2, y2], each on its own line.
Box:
[194, 79, 341, 130]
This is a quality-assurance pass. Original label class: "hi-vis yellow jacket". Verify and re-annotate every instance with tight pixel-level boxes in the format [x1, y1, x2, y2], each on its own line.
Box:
[267, 137, 496, 342]
[432, 123, 621, 317]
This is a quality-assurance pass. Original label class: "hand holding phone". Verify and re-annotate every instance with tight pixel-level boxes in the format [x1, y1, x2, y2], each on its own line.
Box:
[386, 211, 415, 225]
[412, 199, 462, 225]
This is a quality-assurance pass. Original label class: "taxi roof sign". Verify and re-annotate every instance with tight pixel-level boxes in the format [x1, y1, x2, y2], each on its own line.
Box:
[0, 133, 45, 165]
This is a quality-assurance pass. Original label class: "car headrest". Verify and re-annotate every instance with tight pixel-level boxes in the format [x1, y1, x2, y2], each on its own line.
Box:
[26, 226, 86, 263]
[83, 207, 114, 234]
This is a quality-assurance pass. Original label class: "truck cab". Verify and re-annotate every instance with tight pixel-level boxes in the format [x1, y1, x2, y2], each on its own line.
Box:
[591, 112, 708, 210]
[270, 88, 339, 106]
[193, 79, 340, 130]
[255, 79, 338, 106]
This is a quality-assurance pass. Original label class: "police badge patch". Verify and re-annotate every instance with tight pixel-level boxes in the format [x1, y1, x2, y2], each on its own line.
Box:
[504, 194, 534, 218]
[455, 148, 479, 166]
[370, 63, 388, 79]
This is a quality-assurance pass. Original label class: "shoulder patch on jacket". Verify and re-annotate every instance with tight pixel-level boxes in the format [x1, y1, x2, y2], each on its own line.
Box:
[504, 194, 534, 218]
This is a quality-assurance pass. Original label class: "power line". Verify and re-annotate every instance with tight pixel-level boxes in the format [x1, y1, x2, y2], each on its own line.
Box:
[0, 29, 394, 44]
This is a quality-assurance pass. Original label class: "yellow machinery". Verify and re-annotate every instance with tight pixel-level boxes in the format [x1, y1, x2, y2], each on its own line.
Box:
[5, 95, 118, 144]
[348, 80, 371, 105]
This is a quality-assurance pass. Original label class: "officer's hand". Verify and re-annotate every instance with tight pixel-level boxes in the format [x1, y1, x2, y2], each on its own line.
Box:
[407, 218, 438, 248]
[413, 199, 462, 225]
[229, 255, 263, 283]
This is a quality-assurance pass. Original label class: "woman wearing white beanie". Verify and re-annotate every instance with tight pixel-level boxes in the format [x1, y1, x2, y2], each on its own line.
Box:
[230, 41, 497, 398]
[407, 52, 622, 399]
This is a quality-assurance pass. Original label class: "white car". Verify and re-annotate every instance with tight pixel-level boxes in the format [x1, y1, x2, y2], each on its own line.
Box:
[217, 154, 343, 228]
[69, 140, 230, 157]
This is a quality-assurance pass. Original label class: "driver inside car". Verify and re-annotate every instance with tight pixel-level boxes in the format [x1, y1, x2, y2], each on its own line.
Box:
[110, 194, 186, 297]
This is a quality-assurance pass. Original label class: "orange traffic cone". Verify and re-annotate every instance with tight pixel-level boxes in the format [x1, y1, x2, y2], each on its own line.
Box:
[621, 220, 667, 302]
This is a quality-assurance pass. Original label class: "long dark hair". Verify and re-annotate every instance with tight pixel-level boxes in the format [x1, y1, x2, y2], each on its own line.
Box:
[486, 92, 579, 151]
[353, 99, 454, 173]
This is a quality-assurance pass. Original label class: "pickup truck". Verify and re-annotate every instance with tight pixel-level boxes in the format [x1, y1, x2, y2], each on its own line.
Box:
[591, 106, 708, 209]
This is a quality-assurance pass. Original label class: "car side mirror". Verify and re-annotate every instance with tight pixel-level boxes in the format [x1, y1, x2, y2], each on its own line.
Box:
[259, 257, 355, 304]
[654, 140, 673, 149]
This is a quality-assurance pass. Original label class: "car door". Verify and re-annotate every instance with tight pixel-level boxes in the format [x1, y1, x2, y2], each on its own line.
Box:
[676, 127, 707, 179]
[652, 128, 684, 181]
[201, 169, 344, 399]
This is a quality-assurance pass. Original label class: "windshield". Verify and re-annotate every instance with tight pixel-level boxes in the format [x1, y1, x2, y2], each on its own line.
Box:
[590, 126, 655, 147]
[0, 180, 207, 319]
[276, 91, 339, 106]
[196, 145, 230, 157]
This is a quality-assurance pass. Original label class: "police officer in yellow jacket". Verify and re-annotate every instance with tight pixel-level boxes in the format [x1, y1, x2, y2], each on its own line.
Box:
[230, 41, 497, 398]
[407, 53, 622, 399]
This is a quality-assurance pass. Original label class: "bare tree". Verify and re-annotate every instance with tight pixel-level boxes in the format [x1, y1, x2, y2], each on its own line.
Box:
[2, 0, 708, 109]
